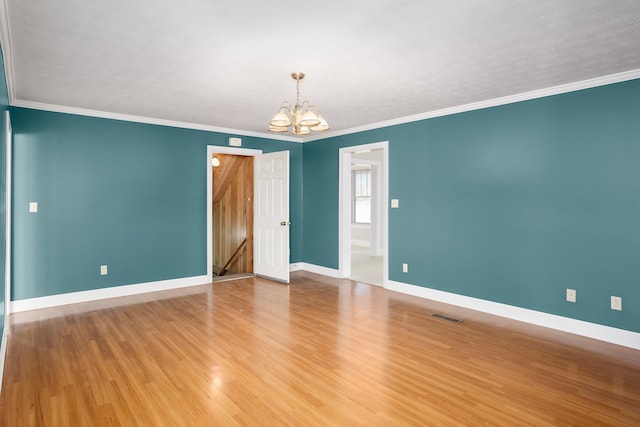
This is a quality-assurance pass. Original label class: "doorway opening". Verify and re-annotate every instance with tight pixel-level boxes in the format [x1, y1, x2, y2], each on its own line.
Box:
[207, 146, 261, 283]
[206, 146, 291, 284]
[339, 142, 388, 287]
[212, 153, 254, 281]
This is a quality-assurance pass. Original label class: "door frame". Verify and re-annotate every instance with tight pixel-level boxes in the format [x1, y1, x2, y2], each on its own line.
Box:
[207, 145, 262, 282]
[338, 141, 389, 286]
[4, 111, 11, 317]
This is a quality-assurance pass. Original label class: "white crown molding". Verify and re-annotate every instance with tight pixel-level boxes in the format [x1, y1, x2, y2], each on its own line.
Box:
[386, 280, 640, 350]
[0, 3, 277, 144]
[6, 70, 640, 146]
[2, 2, 638, 148]
[303, 68, 640, 142]
[0, 9, 300, 143]
[9, 275, 210, 313]
[10, 99, 304, 143]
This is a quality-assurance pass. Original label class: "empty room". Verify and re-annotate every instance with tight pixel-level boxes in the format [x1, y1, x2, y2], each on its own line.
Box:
[0, 1, 639, 425]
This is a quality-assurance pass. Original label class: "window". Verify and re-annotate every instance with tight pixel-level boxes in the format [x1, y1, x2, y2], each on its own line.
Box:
[352, 168, 371, 223]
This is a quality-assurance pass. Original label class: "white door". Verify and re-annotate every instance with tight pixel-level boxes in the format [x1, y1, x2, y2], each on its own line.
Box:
[254, 151, 290, 283]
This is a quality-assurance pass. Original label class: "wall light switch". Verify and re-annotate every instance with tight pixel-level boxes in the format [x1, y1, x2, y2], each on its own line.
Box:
[29, 202, 38, 213]
[100, 265, 108, 276]
[611, 296, 622, 311]
[402, 263, 408, 273]
[391, 199, 399, 208]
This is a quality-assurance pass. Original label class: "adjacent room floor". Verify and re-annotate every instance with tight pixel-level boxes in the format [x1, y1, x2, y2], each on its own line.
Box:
[1, 272, 639, 425]
[350, 244, 383, 286]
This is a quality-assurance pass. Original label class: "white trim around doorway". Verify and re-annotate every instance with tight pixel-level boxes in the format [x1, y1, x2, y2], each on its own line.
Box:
[207, 145, 262, 282]
[338, 141, 389, 286]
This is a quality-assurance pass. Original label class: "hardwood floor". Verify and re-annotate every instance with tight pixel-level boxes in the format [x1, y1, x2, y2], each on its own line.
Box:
[1, 271, 639, 426]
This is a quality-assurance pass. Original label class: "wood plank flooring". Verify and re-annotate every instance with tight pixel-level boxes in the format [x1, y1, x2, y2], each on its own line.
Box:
[1, 271, 639, 426]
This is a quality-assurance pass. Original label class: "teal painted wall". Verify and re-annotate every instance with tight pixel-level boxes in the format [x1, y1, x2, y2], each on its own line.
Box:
[10, 108, 302, 300]
[0, 45, 8, 336]
[303, 79, 640, 333]
[5, 60, 639, 334]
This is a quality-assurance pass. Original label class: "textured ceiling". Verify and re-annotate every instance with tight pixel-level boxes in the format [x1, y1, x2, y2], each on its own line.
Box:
[1, 0, 640, 141]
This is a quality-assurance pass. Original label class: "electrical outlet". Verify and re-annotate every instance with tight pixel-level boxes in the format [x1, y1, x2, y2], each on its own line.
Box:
[611, 296, 622, 311]
[100, 265, 108, 276]
[566, 288, 576, 303]
[402, 263, 408, 273]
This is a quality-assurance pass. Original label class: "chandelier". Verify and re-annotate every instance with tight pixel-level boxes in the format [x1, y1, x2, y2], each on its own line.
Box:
[269, 72, 330, 135]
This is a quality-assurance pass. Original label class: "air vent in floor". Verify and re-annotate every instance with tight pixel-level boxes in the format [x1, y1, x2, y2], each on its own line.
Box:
[431, 313, 463, 324]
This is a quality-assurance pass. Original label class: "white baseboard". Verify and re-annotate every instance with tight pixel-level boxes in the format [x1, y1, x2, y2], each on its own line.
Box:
[289, 263, 304, 272]
[10, 275, 211, 313]
[0, 322, 7, 396]
[297, 263, 342, 278]
[10, 270, 636, 350]
[386, 280, 640, 350]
